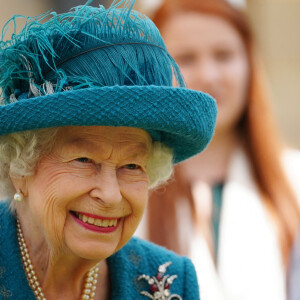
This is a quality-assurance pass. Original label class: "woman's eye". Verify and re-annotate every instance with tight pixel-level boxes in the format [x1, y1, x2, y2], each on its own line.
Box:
[215, 50, 234, 62]
[176, 53, 196, 66]
[75, 157, 92, 163]
[125, 164, 140, 170]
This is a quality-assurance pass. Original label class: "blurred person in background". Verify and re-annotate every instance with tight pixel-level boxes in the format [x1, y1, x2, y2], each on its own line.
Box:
[137, 0, 300, 299]
[288, 230, 300, 300]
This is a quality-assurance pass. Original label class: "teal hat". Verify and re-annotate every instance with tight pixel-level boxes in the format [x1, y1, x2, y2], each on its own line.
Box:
[0, 0, 217, 163]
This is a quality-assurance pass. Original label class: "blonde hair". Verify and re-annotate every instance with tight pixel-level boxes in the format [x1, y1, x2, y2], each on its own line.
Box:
[0, 128, 173, 203]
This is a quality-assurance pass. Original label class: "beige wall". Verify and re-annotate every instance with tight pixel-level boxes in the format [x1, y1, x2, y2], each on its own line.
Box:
[247, 0, 300, 148]
[0, 0, 51, 36]
[0, 0, 51, 21]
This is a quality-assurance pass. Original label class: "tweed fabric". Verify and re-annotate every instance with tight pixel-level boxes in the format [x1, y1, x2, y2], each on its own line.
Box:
[0, 200, 200, 299]
[0, 85, 217, 163]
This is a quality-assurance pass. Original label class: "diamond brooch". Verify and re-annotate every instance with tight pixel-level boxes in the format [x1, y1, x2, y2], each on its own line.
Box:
[138, 262, 182, 300]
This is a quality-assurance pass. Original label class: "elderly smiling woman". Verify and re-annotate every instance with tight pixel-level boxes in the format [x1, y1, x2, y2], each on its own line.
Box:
[0, 1, 217, 299]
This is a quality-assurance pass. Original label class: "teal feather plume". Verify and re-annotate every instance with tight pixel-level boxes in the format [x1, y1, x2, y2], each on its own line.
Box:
[0, 0, 185, 104]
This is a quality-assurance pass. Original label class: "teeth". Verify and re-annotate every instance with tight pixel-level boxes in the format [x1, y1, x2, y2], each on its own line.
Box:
[76, 213, 118, 228]
[88, 217, 94, 224]
[95, 219, 102, 226]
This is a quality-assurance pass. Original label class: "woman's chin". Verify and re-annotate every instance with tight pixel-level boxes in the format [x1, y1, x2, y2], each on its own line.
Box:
[62, 214, 124, 261]
[63, 236, 120, 261]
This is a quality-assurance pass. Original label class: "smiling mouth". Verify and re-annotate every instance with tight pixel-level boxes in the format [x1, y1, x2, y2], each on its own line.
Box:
[70, 211, 120, 232]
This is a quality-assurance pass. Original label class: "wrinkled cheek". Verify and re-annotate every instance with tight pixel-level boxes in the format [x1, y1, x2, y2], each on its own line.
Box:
[42, 195, 67, 255]
[116, 216, 141, 252]
[112, 181, 148, 247]
[126, 194, 148, 234]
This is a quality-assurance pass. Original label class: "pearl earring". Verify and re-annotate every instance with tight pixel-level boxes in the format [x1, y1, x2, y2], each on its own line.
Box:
[14, 190, 24, 202]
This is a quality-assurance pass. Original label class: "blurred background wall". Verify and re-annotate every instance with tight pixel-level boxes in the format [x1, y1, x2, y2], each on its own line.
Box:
[1, 0, 299, 148]
[247, 0, 300, 148]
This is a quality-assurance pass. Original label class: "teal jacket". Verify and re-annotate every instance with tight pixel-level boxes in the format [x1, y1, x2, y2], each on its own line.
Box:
[0, 201, 200, 299]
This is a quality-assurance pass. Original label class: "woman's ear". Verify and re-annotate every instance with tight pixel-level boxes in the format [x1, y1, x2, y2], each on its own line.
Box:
[9, 173, 28, 197]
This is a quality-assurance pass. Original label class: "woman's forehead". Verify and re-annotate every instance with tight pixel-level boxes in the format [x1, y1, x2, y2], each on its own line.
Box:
[162, 12, 243, 46]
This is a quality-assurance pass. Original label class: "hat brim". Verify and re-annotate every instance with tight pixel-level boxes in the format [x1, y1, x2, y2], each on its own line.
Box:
[0, 85, 217, 163]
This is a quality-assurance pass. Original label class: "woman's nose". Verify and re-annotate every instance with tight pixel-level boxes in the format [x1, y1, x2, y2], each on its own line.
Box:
[89, 166, 122, 205]
[192, 59, 220, 91]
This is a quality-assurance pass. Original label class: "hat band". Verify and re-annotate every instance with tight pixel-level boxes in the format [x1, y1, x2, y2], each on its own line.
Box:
[44, 42, 167, 76]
